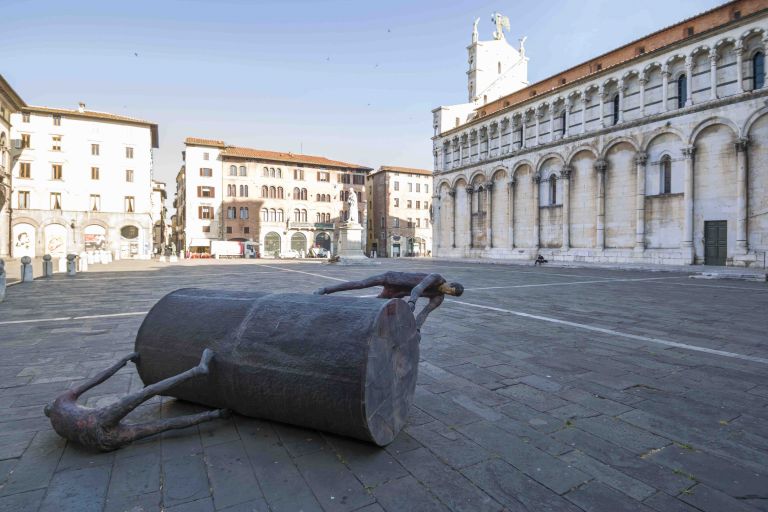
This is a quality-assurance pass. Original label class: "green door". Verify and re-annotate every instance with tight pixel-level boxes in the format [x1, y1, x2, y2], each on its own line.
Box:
[704, 220, 727, 266]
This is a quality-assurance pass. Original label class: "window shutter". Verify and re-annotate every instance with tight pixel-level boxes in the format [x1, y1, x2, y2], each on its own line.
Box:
[198, 206, 203, 219]
[210, 187, 215, 197]
[197, 186, 202, 197]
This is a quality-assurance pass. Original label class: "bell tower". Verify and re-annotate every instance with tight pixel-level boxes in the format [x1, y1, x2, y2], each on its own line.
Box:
[467, 13, 529, 105]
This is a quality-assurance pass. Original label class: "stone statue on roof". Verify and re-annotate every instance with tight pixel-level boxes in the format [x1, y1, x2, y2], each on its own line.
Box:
[472, 18, 480, 43]
[491, 12, 510, 41]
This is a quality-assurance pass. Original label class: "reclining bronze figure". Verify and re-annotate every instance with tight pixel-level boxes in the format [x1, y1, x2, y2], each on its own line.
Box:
[45, 272, 463, 451]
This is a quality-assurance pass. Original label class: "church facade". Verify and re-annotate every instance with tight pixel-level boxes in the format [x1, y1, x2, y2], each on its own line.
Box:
[432, 1, 768, 267]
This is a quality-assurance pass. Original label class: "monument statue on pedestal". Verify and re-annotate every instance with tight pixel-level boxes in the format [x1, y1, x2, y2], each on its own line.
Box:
[335, 188, 376, 264]
[347, 190, 359, 225]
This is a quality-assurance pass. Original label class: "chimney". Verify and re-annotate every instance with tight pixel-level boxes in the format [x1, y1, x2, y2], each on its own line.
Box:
[78, 102, 86, 113]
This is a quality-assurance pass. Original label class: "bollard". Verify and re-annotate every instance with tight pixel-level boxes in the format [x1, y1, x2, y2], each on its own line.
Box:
[169, 254, 178, 263]
[66, 254, 77, 276]
[78, 252, 89, 272]
[58, 256, 67, 273]
[20, 256, 34, 283]
[42, 254, 53, 278]
[100, 251, 109, 264]
[0, 259, 6, 302]
[113, 250, 120, 261]
[87, 253, 95, 265]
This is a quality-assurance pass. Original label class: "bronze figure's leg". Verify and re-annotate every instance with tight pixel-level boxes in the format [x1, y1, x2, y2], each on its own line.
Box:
[71, 352, 139, 398]
[415, 295, 444, 329]
[314, 274, 387, 295]
[114, 409, 230, 445]
[406, 273, 444, 311]
[101, 349, 216, 426]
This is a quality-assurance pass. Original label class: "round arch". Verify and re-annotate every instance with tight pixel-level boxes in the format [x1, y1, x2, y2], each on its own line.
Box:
[291, 232, 307, 253]
[314, 231, 331, 251]
[565, 145, 599, 166]
[641, 127, 686, 152]
[688, 117, 740, 146]
[451, 175, 468, 189]
[264, 232, 281, 257]
[743, 106, 768, 136]
[512, 159, 535, 179]
[535, 153, 565, 174]
[469, 170, 487, 184]
[490, 167, 508, 181]
[601, 136, 640, 158]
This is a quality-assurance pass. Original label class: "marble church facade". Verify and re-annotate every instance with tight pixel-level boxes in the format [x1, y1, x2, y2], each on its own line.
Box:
[432, 1, 768, 267]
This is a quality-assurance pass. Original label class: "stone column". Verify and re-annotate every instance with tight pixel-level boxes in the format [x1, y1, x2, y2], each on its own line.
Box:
[561, 166, 572, 251]
[486, 182, 494, 248]
[639, 76, 647, 116]
[535, 111, 541, 145]
[709, 49, 718, 100]
[466, 186, 474, 249]
[617, 80, 625, 123]
[736, 46, 745, 92]
[735, 138, 749, 254]
[449, 189, 457, 248]
[595, 159, 607, 250]
[432, 194, 441, 249]
[564, 99, 571, 138]
[581, 92, 588, 134]
[635, 153, 648, 251]
[662, 66, 670, 111]
[549, 107, 555, 142]
[520, 117, 526, 148]
[682, 146, 696, 263]
[685, 57, 694, 107]
[598, 88, 605, 128]
[508, 178, 516, 247]
[532, 175, 541, 249]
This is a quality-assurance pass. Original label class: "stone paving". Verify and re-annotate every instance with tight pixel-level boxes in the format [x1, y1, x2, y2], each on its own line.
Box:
[0, 258, 767, 512]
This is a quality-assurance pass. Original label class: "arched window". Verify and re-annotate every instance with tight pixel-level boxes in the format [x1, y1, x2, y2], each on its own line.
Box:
[660, 155, 672, 194]
[560, 111, 567, 135]
[277, 209, 284, 222]
[316, 212, 321, 223]
[263, 167, 269, 177]
[517, 126, 523, 146]
[239, 207, 249, 219]
[294, 209, 301, 222]
[243, 185, 248, 197]
[261, 208, 268, 221]
[229, 165, 237, 176]
[677, 74, 687, 108]
[270, 209, 276, 222]
[754, 51, 765, 89]
[239, 165, 246, 176]
[549, 174, 558, 205]
[476, 187, 485, 213]
[239, 185, 244, 196]
[612, 94, 620, 125]
[270, 167, 275, 178]
[277, 187, 284, 199]
[301, 188, 308, 200]
[269, 186, 276, 198]
[261, 185, 268, 198]
[301, 209, 307, 222]
[316, 193, 321, 201]
[293, 187, 300, 198]
[276, 168, 282, 178]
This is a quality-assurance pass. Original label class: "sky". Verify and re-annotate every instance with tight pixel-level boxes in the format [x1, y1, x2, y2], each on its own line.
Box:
[1, 0, 723, 211]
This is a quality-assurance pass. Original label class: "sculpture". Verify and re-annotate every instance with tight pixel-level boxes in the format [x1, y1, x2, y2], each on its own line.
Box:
[346, 189, 358, 224]
[45, 272, 463, 450]
[491, 12, 510, 41]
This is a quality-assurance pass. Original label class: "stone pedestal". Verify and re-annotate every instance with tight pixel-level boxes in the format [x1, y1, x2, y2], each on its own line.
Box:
[335, 222, 377, 265]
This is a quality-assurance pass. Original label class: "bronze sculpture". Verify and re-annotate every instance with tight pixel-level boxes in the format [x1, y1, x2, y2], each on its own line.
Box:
[45, 272, 463, 451]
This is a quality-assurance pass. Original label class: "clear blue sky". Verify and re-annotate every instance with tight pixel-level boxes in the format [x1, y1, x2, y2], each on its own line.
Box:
[2, 0, 722, 207]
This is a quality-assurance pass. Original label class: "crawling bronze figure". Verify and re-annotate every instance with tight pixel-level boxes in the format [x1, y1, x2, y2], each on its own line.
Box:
[46, 272, 463, 450]
[45, 349, 229, 452]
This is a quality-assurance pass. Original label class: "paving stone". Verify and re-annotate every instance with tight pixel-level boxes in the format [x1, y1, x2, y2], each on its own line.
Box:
[0, 489, 46, 512]
[461, 459, 583, 512]
[645, 445, 768, 499]
[167, 496, 215, 512]
[496, 384, 568, 412]
[0, 430, 65, 496]
[413, 388, 484, 426]
[104, 491, 162, 512]
[458, 421, 590, 494]
[572, 415, 671, 455]
[162, 453, 211, 508]
[373, 476, 448, 512]
[324, 435, 407, 487]
[558, 387, 634, 415]
[0, 432, 33, 461]
[405, 422, 490, 469]
[560, 450, 656, 500]
[678, 483, 762, 512]
[497, 401, 563, 433]
[237, 418, 323, 512]
[548, 403, 601, 420]
[106, 452, 161, 501]
[564, 481, 655, 512]
[642, 491, 703, 512]
[39, 466, 111, 512]
[293, 447, 375, 512]
[394, 448, 502, 512]
[217, 497, 271, 511]
[518, 375, 564, 392]
[204, 439, 265, 510]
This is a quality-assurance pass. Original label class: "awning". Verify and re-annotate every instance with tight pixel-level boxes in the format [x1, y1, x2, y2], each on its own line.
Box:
[189, 238, 211, 248]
